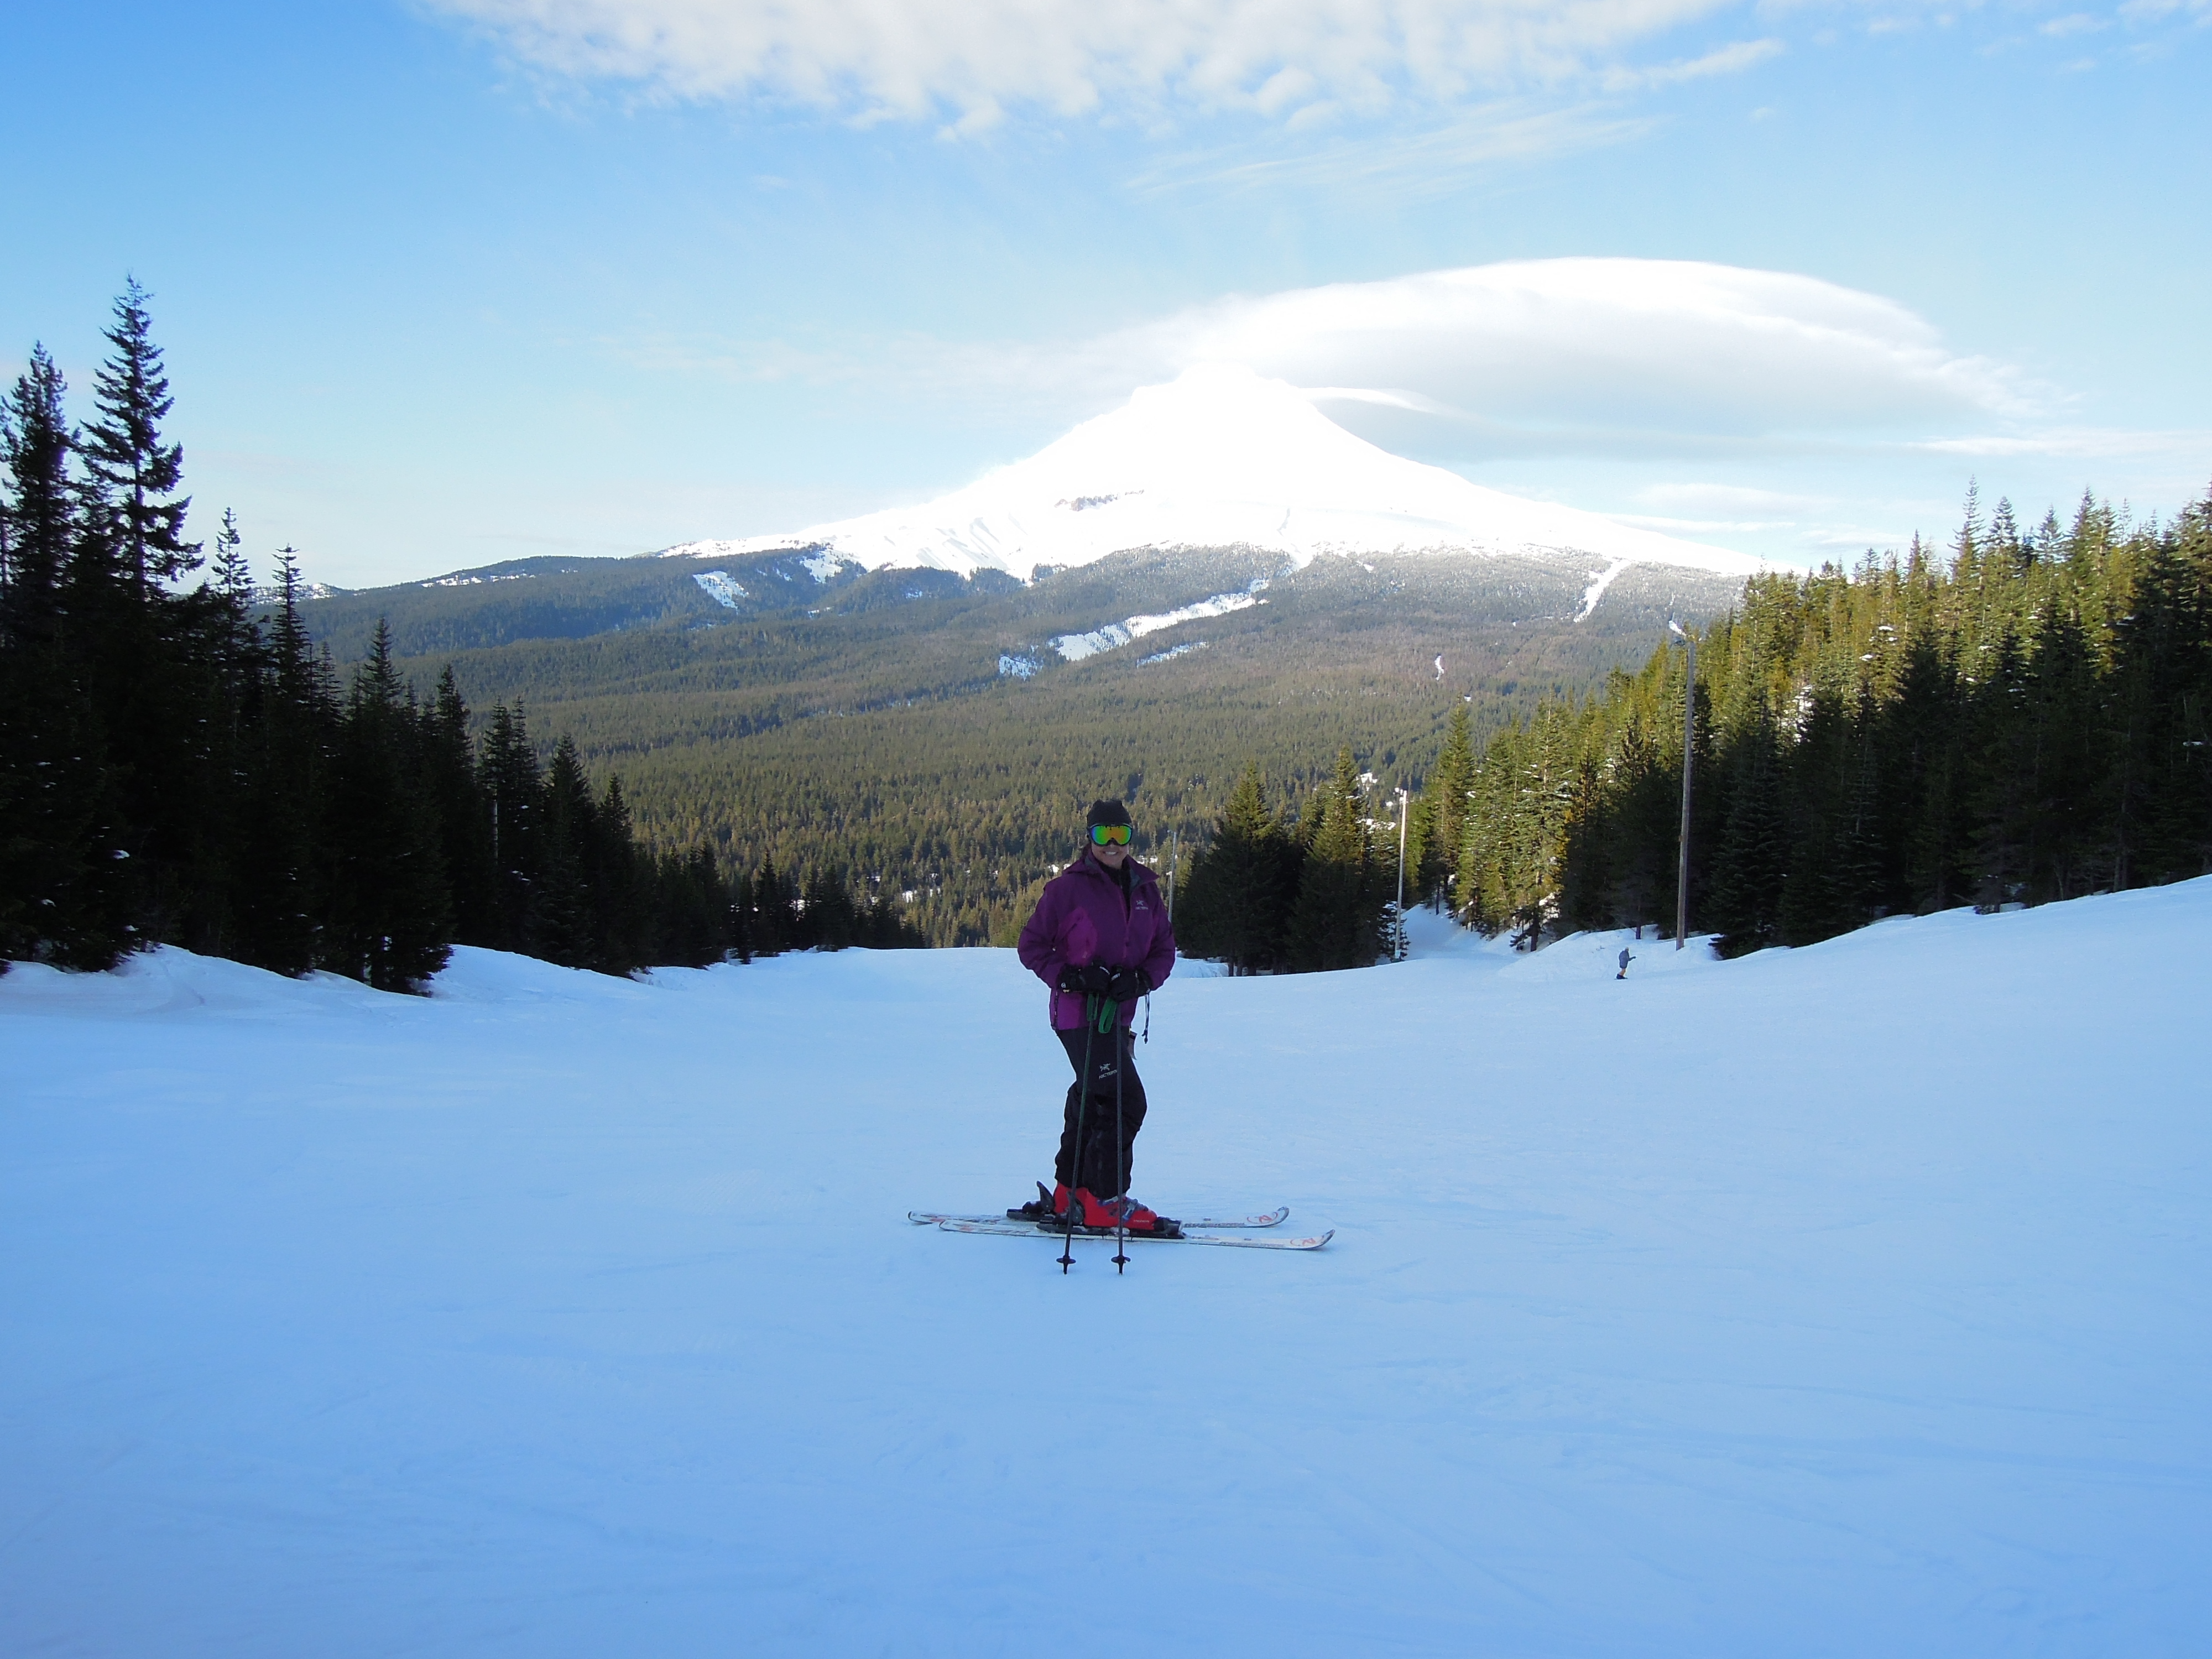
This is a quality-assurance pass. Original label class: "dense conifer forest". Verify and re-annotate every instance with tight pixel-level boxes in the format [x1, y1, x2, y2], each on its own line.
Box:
[1179, 484, 2212, 972]
[1411, 487, 2212, 953]
[327, 546, 1731, 948]
[0, 288, 920, 986]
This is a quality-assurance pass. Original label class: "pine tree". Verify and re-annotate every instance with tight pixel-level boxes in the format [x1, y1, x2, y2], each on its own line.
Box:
[1177, 760, 1296, 973]
[477, 702, 544, 952]
[79, 280, 197, 599]
[229, 549, 328, 973]
[1706, 702, 1788, 956]
[1285, 747, 1384, 971]
[1, 347, 75, 645]
[1417, 703, 1475, 907]
[321, 619, 452, 989]
[538, 734, 597, 967]
[0, 347, 133, 966]
[423, 666, 495, 944]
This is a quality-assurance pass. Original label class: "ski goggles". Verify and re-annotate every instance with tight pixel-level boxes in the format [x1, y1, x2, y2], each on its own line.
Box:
[1089, 822, 1133, 846]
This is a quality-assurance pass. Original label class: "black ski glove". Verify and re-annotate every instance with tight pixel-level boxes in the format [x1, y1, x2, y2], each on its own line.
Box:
[1105, 966, 1146, 1004]
[1057, 963, 1114, 996]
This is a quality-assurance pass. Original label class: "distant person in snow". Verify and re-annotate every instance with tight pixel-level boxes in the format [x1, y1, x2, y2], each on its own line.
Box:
[1012, 799, 1179, 1236]
[1618, 946, 1633, 980]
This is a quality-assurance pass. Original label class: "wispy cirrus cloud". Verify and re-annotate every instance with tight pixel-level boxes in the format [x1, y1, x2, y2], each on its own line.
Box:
[1124, 97, 1656, 200]
[427, 0, 1768, 127]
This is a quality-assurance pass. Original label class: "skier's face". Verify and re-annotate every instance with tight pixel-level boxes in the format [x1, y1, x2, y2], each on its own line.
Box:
[1089, 823, 1131, 867]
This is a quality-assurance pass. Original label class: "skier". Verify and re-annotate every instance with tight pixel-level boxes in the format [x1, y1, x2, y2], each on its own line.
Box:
[1013, 799, 1178, 1235]
[1618, 946, 1633, 979]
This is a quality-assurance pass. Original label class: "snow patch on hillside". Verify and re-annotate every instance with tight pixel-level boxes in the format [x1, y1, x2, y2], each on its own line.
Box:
[1052, 580, 1269, 662]
[1138, 640, 1206, 664]
[692, 570, 747, 608]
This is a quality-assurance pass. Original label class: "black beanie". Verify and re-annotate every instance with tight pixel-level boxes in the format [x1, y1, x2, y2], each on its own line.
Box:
[1086, 798, 1133, 830]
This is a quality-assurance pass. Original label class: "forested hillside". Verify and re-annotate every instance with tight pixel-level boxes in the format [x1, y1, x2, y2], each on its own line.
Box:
[1436, 487, 2212, 952]
[317, 544, 1743, 945]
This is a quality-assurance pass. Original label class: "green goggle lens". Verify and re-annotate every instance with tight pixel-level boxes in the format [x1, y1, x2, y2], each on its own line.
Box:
[1090, 823, 1132, 846]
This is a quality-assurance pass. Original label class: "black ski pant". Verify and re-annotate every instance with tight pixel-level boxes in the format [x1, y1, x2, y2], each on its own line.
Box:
[1055, 1024, 1149, 1197]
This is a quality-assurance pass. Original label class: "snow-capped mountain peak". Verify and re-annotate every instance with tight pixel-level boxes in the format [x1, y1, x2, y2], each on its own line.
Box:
[659, 363, 1762, 585]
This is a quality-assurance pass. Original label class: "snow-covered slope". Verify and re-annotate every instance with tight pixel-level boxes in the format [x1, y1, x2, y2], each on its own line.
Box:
[6, 884, 2208, 1655]
[662, 363, 1765, 584]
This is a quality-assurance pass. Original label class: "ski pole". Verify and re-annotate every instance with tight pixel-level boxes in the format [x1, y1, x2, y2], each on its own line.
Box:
[1113, 1019, 1129, 1273]
[1061, 1003, 1094, 1273]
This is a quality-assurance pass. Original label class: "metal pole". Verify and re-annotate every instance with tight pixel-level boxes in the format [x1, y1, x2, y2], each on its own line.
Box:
[1670, 623, 1695, 950]
[1395, 786, 1409, 961]
[1167, 828, 1178, 923]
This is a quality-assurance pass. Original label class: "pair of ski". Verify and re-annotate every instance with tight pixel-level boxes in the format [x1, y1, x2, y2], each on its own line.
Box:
[908, 1204, 1333, 1251]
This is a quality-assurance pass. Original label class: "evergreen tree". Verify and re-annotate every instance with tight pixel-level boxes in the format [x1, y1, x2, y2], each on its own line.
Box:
[1, 347, 75, 644]
[1177, 760, 1296, 973]
[423, 666, 495, 943]
[477, 701, 545, 952]
[1416, 704, 1475, 907]
[1285, 747, 1384, 971]
[538, 734, 597, 966]
[1705, 703, 1788, 956]
[321, 620, 452, 989]
[79, 279, 197, 598]
[229, 550, 327, 973]
[749, 856, 798, 954]
[0, 347, 133, 966]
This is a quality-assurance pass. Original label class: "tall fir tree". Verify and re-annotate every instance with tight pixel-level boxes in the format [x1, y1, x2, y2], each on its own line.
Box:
[1285, 747, 1384, 971]
[1177, 760, 1298, 973]
[79, 279, 197, 598]
[1416, 703, 1475, 907]
[321, 620, 452, 988]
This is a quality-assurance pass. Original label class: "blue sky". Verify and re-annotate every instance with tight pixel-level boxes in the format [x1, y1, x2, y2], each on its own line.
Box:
[3, 0, 2205, 587]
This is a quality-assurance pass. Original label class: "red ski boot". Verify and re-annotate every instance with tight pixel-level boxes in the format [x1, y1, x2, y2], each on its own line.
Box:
[1069, 1188, 1181, 1237]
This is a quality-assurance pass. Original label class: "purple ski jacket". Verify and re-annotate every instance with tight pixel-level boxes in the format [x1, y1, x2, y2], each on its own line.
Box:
[1016, 850, 1177, 1030]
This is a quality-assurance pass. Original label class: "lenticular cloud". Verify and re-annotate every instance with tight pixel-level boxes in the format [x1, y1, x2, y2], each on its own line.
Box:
[432, 0, 1736, 121]
[1112, 259, 2035, 436]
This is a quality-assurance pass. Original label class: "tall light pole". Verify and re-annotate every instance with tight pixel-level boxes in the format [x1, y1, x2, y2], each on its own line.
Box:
[1668, 619, 1695, 950]
[1394, 786, 1410, 961]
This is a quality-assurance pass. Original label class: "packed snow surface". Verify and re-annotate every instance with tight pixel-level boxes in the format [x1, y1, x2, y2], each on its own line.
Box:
[6, 883, 2209, 1655]
[658, 364, 1766, 583]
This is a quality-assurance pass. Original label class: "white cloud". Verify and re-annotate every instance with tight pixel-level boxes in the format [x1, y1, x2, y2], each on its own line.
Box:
[1126, 98, 1655, 200]
[608, 257, 2057, 448]
[1914, 426, 2212, 459]
[429, 0, 1757, 122]
[1599, 35, 1783, 90]
[1105, 258, 2039, 436]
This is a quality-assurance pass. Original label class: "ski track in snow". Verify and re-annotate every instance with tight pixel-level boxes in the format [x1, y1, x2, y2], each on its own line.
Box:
[4, 884, 2211, 1654]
